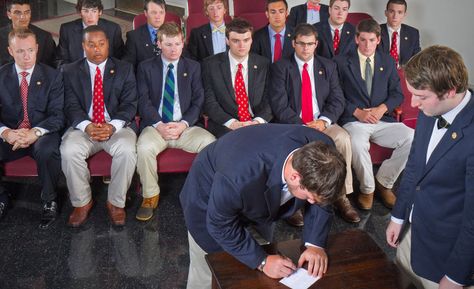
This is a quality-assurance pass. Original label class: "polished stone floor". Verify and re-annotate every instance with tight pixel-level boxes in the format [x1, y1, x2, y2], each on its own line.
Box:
[0, 173, 395, 289]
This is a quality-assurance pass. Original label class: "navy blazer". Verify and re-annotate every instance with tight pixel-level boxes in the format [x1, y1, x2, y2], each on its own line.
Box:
[392, 93, 474, 285]
[0, 63, 64, 132]
[186, 23, 229, 62]
[202, 52, 273, 125]
[180, 123, 335, 269]
[250, 25, 294, 63]
[288, 3, 329, 27]
[314, 21, 356, 59]
[334, 50, 403, 125]
[137, 56, 204, 130]
[62, 57, 137, 131]
[57, 18, 125, 65]
[0, 24, 57, 68]
[269, 55, 344, 124]
[122, 24, 158, 70]
[379, 23, 421, 66]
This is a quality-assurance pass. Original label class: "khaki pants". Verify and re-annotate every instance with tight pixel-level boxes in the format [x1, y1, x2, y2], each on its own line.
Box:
[324, 124, 353, 195]
[186, 232, 212, 289]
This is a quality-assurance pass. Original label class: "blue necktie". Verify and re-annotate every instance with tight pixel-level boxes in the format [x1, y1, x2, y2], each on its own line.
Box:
[162, 63, 175, 123]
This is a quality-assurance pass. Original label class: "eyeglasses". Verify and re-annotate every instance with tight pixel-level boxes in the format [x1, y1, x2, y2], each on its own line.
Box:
[294, 41, 317, 48]
[11, 10, 31, 17]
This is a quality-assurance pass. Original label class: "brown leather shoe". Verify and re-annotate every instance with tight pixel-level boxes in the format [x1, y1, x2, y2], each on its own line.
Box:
[375, 180, 396, 208]
[285, 209, 304, 227]
[106, 201, 126, 226]
[357, 192, 374, 210]
[334, 195, 361, 223]
[68, 199, 94, 227]
[136, 195, 160, 221]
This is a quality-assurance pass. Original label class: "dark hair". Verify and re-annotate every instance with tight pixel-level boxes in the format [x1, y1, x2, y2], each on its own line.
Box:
[386, 0, 407, 11]
[293, 23, 318, 41]
[6, 0, 30, 11]
[405, 45, 469, 99]
[144, 0, 166, 11]
[82, 24, 108, 42]
[329, 0, 351, 9]
[157, 22, 182, 41]
[225, 17, 253, 38]
[266, 0, 288, 11]
[292, 141, 346, 205]
[356, 18, 381, 37]
[8, 27, 36, 45]
[76, 0, 103, 12]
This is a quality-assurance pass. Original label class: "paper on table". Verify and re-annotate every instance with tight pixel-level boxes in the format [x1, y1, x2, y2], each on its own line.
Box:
[279, 268, 321, 289]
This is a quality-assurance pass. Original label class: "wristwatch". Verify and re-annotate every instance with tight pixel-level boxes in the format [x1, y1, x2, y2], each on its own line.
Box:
[258, 256, 267, 272]
[33, 128, 42, 137]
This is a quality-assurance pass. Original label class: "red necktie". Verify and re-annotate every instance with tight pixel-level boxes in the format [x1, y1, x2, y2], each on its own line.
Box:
[234, 64, 251, 122]
[301, 63, 313, 124]
[273, 33, 282, 63]
[18, 71, 31, 129]
[307, 3, 320, 11]
[333, 28, 340, 55]
[390, 31, 399, 66]
[92, 66, 105, 124]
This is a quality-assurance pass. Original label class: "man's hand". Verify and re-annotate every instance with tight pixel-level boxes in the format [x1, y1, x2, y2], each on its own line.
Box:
[156, 122, 186, 140]
[306, 120, 327, 132]
[370, 104, 388, 121]
[2, 128, 36, 150]
[2, 129, 24, 146]
[297, 246, 328, 278]
[85, 123, 115, 141]
[386, 220, 402, 248]
[262, 254, 297, 279]
[241, 120, 260, 127]
[353, 108, 378, 124]
[438, 276, 462, 289]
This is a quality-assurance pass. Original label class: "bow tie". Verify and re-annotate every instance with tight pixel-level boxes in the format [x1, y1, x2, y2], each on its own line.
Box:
[435, 115, 450, 129]
[307, 3, 321, 11]
[212, 26, 226, 33]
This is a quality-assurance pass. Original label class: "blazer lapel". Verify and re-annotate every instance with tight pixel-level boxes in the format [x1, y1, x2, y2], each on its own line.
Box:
[202, 24, 214, 56]
[73, 20, 84, 60]
[380, 24, 390, 53]
[371, 52, 386, 101]
[79, 60, 92, 110]
[313, 58, 326, 111]
[282, 26, 293, 56]
[103, 58, 116, 106]
[177, 58, 187, 106]
[8, 65, 22, 121]
[290, 57, 302, 113]
[247, 55, 259, 106]
[340, 24, 353, 53]
[28, 65, 44, 116]
[265, 156, 286, 222]
[139, 25, 154, 53]
[219, 53, 234, 100]
[347, 54, 369, 98]
[399, 24, 409, 64]
[322, 23, 334, 56]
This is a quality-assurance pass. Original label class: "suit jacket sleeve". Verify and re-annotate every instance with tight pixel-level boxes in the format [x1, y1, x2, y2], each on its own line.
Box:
[384, 62, 404, 112]
[287, 6, 300, 28]
[36, 71, 65, 132]
[303, 204, 333, 247]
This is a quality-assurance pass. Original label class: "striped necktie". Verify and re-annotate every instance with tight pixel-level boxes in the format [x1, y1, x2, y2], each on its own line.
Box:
[162, 63, 175, 123]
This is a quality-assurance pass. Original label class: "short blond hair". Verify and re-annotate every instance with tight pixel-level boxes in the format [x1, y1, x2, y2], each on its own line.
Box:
[157, 22, 182, 42]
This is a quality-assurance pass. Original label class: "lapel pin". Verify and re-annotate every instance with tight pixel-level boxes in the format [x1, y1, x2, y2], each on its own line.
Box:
[379, 67, 384, 71]
[404, 36, 408, 40]
[110, 69, 115, 74]
[318, 70, 323, 75]
[346, 31, 350, 34]
[287, 33, 291, 38]
[452, 132, 457, 139]
[254, 65, 258, 69]
[36, 81, 41, 85]
[183, 73, 187, 77]
[203, 35, 207, 39]
[145, 44, 149, 47]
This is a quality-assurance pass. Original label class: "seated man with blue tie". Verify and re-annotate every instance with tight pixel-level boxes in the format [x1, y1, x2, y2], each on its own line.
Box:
[135, 23, 215, 221]
[288, 0, 329, 27]
[379, 0, 421, 67]
[186, 0, 228, 62]
[334, 19, 413, 211]
[202, 18, 273, 138]
[269, 23, 359, 223]
[61, 25, 138, 227]
[0, 28, 64, 228]
[251, 0, 294, 63]
[122, 0, 166, 69]
[314, 0, 356, 59]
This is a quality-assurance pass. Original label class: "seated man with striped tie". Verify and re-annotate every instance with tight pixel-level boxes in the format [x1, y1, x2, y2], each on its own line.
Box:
[135, 23, 215, 221]
[0, 28, 64, 228]
[202, 18, 273, 138]
[379, 0, 421, 67]
[334, 19, 413, 211]
[61, 25, 138, 227]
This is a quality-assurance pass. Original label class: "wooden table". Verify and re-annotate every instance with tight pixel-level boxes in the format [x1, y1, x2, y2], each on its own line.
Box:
[206, 229, 402, 289]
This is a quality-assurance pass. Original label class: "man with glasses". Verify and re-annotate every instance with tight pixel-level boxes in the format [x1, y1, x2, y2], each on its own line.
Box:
[269, 23, 359, 223]
[0, 0, 57, 67]
[57, 0, 124, 65]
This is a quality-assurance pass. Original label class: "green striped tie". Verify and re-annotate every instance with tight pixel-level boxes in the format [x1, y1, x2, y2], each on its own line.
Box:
[162, 63, 175, 122]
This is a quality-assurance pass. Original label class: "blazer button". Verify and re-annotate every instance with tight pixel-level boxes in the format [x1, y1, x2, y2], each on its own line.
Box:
[415, 186, 421, 191]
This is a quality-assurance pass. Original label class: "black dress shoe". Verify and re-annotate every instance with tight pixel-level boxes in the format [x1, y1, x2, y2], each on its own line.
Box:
[39, 201, 58, 229]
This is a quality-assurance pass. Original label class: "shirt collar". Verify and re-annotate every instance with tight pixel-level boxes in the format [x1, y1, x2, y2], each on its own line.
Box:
[294, 53, 314, 68]
[210, 22, 225, 30]
[228, 51, 249, 71]
[442, 90, 471, 125]
[15, 64, 35, 76]
[268, 25, 286, 38]
[161, 56, 179, 69]
[281, 148, 299, 185]
[86, 59, 107, 72]
[387, 25, 401, 34]
[357, 49, 375, 64]
[329, 21, 344, 32]
[147, 23, 158, 35]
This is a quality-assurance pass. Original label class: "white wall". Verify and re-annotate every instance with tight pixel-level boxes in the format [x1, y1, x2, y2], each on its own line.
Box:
[288, 0, 474, 86]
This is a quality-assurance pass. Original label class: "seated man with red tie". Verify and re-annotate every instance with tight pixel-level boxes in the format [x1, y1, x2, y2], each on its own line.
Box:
[135, 23, 215, 222]
[0, 28, 64, 228]
[186, 0, 229, 62]
[61, 25, 138, 227]
[251, 0, 294, 63]
[202, 18, 273, 138]
[314, 0, 356, 59]
[269, 24, 359, 223]
[288, 0, 329, 27]
[379, 0, 421, 67]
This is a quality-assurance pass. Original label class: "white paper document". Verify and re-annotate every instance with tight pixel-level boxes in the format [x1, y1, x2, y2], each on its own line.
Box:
[279, 268, 320, 289]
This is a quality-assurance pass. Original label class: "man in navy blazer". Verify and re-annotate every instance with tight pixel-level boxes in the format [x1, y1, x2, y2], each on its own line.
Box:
[314, 0, 356, 59]
[185, 0, 228, 62]
[122, 0, 165, 69]
[250, 0, 294, 63]
[387, 46, 474, 289]
[379, 0, 421, 67]
[288, 0, 329, 27]
[180, 124, 346, 289]
[57, 0, 124, 65]
[269, 23, 359, 223]
[0, 29, 64, 228]
[61, 26, 137, 228]
[135, 23, 215, 222]
[334, 19, 413, 211]
[202, 18, 273, 138]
